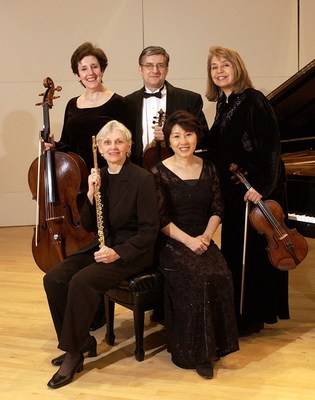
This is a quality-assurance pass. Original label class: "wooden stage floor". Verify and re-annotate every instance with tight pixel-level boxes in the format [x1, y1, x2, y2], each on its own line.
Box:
[0, 226, 314, 399]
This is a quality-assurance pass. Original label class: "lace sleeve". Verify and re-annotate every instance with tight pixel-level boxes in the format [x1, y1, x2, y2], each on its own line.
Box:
[206, 161, 224, 220]
[151, 165, 171, 229]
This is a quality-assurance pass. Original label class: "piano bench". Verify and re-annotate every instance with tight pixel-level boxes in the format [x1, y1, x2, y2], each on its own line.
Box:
[104, 268, 164, 361]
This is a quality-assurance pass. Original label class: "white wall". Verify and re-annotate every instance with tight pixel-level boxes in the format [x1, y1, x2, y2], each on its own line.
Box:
[0, 0, 313, 226]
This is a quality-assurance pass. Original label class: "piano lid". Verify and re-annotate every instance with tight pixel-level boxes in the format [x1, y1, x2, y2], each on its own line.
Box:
[267, 59, 315, 151]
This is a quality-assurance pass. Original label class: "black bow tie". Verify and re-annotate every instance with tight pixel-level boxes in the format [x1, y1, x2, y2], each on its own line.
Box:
[143, 89, 162, 99]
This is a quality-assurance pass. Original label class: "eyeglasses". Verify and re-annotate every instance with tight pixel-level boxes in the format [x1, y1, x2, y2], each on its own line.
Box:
[141, 63, 167, 71]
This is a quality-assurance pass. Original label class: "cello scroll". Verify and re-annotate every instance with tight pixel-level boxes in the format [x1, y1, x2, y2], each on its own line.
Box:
[36, 77, 62, 109]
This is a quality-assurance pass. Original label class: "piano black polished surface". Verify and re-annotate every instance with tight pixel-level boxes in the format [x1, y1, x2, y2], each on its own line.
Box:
[267, 59, 315, 238]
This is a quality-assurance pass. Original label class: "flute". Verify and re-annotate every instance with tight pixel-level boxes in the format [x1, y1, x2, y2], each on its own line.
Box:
[92, 135, 105, 248]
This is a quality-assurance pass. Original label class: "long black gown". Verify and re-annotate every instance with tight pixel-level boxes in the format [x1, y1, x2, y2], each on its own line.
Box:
[153, 160, 239, 369]
[209, 88, 290, 335]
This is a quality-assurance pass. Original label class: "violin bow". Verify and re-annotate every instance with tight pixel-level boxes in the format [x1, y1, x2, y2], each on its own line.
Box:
[240, 200, 249, 315]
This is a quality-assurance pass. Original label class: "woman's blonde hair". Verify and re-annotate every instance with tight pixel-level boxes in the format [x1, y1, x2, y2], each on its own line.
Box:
[206, 46, 253, 101]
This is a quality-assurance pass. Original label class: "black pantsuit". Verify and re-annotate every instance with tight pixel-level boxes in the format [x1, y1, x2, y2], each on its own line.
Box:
[43, 160, 159, 354]
[44, 253, 150, 353]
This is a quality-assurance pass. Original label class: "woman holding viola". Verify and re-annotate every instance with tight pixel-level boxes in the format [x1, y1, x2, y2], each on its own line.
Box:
[206, 46, 290, 337]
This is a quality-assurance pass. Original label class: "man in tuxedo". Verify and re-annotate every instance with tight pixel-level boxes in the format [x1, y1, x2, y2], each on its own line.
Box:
[125, 46, 209, 322]
[125, 46, 209, 167]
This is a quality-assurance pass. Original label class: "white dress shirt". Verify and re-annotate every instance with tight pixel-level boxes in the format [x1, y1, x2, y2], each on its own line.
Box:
[142, 86, 167, 151]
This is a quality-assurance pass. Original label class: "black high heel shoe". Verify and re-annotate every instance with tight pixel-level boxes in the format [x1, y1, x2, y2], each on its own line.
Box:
[51, 336, 97, 366]
[196, 362, 213, 379]
[47, 354, 84, 389]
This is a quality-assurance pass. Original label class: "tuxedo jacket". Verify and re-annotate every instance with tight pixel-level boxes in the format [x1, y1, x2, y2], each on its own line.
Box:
[125, 81, 209, 165]
[79, 160, 159, 268]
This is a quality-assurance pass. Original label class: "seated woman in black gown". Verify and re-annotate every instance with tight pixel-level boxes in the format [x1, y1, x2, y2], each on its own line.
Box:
[152, 110, 239, 379]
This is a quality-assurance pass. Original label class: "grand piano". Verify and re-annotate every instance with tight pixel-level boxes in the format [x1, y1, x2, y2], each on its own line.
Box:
[267, 58, 315, 238]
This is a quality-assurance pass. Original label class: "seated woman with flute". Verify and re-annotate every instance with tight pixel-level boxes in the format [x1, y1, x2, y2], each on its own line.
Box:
[43, 120, 159, 389]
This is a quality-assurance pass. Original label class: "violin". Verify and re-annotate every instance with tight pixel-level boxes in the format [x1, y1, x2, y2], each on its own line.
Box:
[143, 109, 170, 170]
[28, 77, 94, 272]
[230, 163, 308, 271]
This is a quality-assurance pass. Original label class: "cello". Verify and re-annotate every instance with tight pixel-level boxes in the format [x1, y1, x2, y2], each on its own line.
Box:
[230, 163, 308, 271]
[28, 77, 94, 272]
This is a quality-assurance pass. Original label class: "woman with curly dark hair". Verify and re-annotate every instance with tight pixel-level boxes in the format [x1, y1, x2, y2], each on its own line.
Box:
[44, 42, 129, 170]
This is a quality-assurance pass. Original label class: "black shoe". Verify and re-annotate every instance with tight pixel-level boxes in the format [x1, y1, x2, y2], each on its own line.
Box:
[51, 336, 97, 366]
[196, 362, 213, 379]
[47, 354, 84, 389]
[238, 322, 264, 337]
[51, 353, 66, 367]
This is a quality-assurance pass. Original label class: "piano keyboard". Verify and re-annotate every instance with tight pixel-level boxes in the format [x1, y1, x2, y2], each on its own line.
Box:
[288, 213, 315, 224]
[288, 213, 315, 238]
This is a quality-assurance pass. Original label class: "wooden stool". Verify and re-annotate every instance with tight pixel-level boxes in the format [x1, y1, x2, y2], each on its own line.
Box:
[104, 268, 164, 361]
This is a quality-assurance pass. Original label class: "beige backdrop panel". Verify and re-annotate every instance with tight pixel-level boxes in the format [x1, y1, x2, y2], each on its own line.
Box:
[0, 0, 143, 226]
[142, 0, 298, 124]
[0, 0, 313, 226]
[300, 0, 315, 66]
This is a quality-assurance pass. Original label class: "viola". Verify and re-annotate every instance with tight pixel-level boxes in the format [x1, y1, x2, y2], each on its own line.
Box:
[143, 109, 170, 170]
[230, 163, 308, 271]
[28, 77, 94, 272]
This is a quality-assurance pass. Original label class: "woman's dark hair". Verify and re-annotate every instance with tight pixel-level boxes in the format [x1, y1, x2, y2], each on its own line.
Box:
[163, 110, 202, 147]
[71, 42, 108, 75]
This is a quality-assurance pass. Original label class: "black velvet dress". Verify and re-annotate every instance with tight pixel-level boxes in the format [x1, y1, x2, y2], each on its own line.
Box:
[57, 93, 129, 170]
[153, 160, 239, 369]
[209, 88, 290, 335]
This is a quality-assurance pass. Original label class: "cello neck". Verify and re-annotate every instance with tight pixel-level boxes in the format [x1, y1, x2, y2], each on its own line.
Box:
[42, 103, 51, 142]
[42, 101, 55, 203]
[36, 77, 62, 204]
